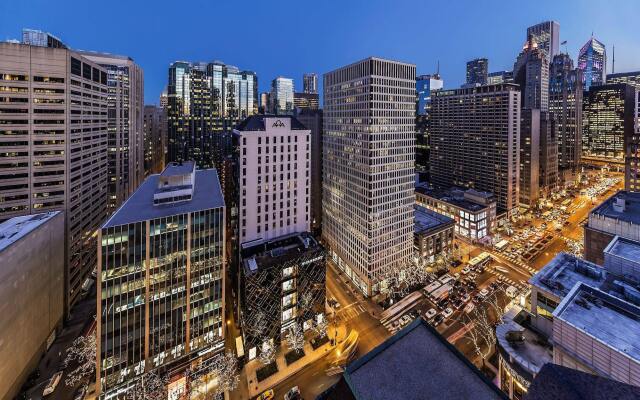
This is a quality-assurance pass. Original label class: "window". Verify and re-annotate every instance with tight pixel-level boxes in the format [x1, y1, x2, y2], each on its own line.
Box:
[71, 57, 81, 76]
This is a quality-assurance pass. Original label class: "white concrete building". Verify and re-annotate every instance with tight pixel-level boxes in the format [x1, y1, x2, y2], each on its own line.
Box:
[323, 57, 416, 295]
[233, 115, 310, 246]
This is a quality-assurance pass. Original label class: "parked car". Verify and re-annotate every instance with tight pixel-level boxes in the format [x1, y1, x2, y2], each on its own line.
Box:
[424, 308, 437, 320]
[432, 314, 444, 327]
[284, 386, 301, 400]
[442, 308, 454, 319]
[461, 267, 470, 275]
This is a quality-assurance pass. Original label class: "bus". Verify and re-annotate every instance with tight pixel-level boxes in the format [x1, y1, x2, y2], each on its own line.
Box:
[423, 281, 442, 296]
[430, 283, 452, 301]
[468, 252, 492, 269]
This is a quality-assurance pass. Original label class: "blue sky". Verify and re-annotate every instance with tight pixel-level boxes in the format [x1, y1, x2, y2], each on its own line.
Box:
[3, 0, 638, 104]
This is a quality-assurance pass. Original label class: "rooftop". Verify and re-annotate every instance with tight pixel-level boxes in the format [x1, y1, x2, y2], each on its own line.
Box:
[341, 318, 506, 400]
[0, 211, 61, 253]
[553, 282, 640, 363]
[529, 253, 606, 299]
[241, 232, 321, 274]
[526, 363, 640, 400]
[414, 205, 454, 235]
[496, 306, 553, 379]
[416, 185, 490, 213]
[604, 236, 640, 265]
[234, 115, 308, 131]
[590, 191, 640, 225]
[103, 168, 224, 228]
[160, 161, 195, 177]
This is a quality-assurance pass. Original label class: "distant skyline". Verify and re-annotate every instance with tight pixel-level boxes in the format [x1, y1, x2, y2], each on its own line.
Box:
[3, 0, 638, 104]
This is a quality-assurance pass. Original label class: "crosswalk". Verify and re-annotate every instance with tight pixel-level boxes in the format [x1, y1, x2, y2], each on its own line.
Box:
[492, 271, 528, 292]
[491, 251, 537, 275]
[334, 303, 366, 324]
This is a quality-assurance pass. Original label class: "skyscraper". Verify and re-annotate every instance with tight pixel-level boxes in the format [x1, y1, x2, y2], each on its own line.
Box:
[487, 70, 513, 85]
[582, 83, 636, 166]
[526, 21, 560, 60]
[78, 51, 145, 213]
[550, 53, 583, 181]
[0, 39, 109, 311]
[513, 35, 557, 205]
[303, 72, 318, 94]
[578, 36, 607, 91]
[167, 61, 258, 169]
[293, 92, 319, 110]
[97, 161, 226, 397]
[233, 115, 311, 245]
[430, 84, 521, 213]
[270, 77, 295, 115]
[295, 108, 324, 234]
[323, 57, 415, 296]
[628, 90, 640, 192]
[416, 73, 443, 178]
[466, 58, 488, 85]
[143, 105, 167, 176]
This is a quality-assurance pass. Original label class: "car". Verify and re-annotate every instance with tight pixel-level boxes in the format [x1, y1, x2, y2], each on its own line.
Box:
[437, 298, 449, 309]
[461, 267, 470, 275]
[506, 285, 518, 298]
[461, 293, 471, 303]
[432, 314, 444, 326]
[284, 386, 301, 400]
[442, 308, 454, 318]
[453, 272, 460, 279]
[453, 299, 464, 310]
[424, 308, 437, 320]
[43, 371, 63, 396]
[480, 288, 490, 297]
[469, 272, 478, 280]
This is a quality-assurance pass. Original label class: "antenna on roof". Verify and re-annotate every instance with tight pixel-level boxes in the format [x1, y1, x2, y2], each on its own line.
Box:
[436, 60, 440, 76]
[612, 45, 615, 74]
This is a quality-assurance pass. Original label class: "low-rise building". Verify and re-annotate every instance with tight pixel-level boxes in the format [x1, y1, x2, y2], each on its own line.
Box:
[0, 211, 64, 400]
[240, 232, 325, 361]
[414, 205, 454, 262]
[603, 235, 640, 280]
[415, 186, 497, 242]
[584, 191, 640, 265]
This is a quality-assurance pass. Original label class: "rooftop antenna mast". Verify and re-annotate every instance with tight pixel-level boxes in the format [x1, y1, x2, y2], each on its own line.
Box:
[612, 45, 615, 74]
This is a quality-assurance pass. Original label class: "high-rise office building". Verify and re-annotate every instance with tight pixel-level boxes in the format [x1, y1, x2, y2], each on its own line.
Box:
[159, 86, 168, 109]
[0, 39, 108, 311]
[303, 72, 318, 94]
[233, 115, 310, 245]
[430, 84, 521, 213]
[295, 108, 323, 234]
[550, 53, 583, 180]
[416, 73, 443, 177]
[582, 83, 636, 167]
[466, 58, 488, 86]
[21, 28, 67, 49]
[293, 92, 319, 110]
[487, 70, 513, 85]
[578, 36, 607, 91]
[167, 61, 258, 169]
[323, 57, 415, 296]
[270, 77, 294, 115]
[143, 105, 167, 176]
[513, 35, 557, 205]
[78, 51, 144, 213]
[607, 71, 640, 90]
[259, 92, 270, 114]
[97, 161, 226, 397]
[526, 21, 560, 60]
[628, 90, 640, 192]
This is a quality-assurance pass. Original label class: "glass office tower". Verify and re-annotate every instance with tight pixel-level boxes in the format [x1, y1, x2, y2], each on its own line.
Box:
[416, 74, 443, 178]
[578, 36, 607, 91]
[271, 77, 295, 115]
[97, 162, 226, 397]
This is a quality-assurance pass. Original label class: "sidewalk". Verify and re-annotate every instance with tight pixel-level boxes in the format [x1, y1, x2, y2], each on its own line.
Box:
[244, 326, 348, 398]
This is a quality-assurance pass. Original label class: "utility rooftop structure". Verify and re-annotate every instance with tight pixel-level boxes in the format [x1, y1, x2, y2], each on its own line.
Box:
[324, 318, 506, 400]
[529, 252, 607, 299]
[553, 282, 640, 386]
[414, 205, 454, 235]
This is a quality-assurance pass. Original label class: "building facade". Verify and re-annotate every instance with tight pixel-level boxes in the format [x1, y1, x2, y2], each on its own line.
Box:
[0, 212, 64, 400]
[0, 40, 108, 311]
[167, 60, 258, 169]
[526, 21, 560, 60]
[97, 162, 226, 397]
[550, 53, 583, 181]
[270, 77, 294, 115]
[295, 108, 323, 234]
[582, 83, 636, 165]
[415, 186, 497, 242]
[627, 89, 640, 192]
[416, 74, 443, 178]
[578, 36, 606, 91]
[323, 57, 415, 295]
[414, 205, 454, 262]
[240, 233, 325, 361]
[79, 51, 144, 213]
[430, 84, 520, 213]
[143, 105, 167, 176]
[607, 71, 640, 90]
[303, 73, 318, 94]
[487, 70, 513, 85]
[466, 58, 488, 86]
[293, 92, 319, 110]
[233, 115, 310, 246]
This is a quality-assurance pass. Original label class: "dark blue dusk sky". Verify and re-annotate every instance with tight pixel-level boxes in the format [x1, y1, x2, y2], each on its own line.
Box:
[3, 0, 638, 104]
